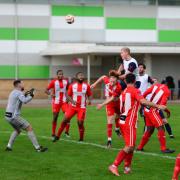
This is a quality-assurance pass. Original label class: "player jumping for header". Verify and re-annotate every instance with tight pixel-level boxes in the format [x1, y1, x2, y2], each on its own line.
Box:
[117, 47, 139, 81]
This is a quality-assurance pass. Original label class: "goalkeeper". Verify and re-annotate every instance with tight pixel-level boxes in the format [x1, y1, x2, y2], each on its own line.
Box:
[5, 80, 48, 152]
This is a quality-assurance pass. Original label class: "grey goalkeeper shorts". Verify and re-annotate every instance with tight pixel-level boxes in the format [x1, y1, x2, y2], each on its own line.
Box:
[5, 116, 30, 131]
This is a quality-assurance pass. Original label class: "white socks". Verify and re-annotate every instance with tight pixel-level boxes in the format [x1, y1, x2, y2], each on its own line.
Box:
[27, 131, 40, 149]
[7, 131, 19, 148]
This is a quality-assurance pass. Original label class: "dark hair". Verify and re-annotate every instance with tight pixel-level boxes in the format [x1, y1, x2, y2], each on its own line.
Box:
[57, 69, 63, 75]
[165, 76, 175, 89]
[161, 80, 166, 84]
[13, 80, 21, 87]
[76, 72, 83, 77]
[125, 73, 136, 84]
[138, 63, 146, 69]
[109, 70, 119, 78]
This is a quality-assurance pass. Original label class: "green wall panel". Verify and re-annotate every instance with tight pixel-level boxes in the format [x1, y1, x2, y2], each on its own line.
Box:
[0, 28, 49, 40]
[52, 5, 104, 17]
[18, 28, 49, 40]
[18, 66, 49, 79]
[106, 17, 156, 30]
[159, 30, 180, 42]
[0, 28, 15, 40]
[0, 66, 50, 79]
[0, 66, 15, 78]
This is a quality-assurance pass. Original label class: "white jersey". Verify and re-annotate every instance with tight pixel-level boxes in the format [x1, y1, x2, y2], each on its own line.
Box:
[6, 89, 32, 118]
[138, 73, 153, 94]
[123, 58, 139, 79]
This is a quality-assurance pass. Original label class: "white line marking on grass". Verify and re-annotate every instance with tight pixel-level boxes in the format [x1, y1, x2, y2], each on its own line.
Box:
[60, 138, 176, 160]
[1, 131, 176, 160]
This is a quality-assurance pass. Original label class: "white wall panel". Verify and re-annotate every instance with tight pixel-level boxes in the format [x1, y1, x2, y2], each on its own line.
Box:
[158, 7, 180, 19]
[106, 30, 157, 42]
[17, 4, 50, 16]
[51, 17, 104, 29]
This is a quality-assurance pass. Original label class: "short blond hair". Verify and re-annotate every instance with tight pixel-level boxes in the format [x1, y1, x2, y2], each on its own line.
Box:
[121, 47, 131, 55]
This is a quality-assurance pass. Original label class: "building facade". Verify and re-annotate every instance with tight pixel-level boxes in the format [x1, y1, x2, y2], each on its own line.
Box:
[0, 0, 180, 98]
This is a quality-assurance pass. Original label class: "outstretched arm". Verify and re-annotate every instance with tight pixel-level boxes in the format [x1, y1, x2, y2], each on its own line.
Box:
[18, 94, 33, 104]
[135, 89, 166, 110]
[96, 96, 115, 110]
[90, 75, 106, 89]
[140, 98, 166, 110]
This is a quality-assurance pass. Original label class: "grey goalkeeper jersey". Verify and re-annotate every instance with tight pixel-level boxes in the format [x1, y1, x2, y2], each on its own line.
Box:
[6, 89, 32, 118]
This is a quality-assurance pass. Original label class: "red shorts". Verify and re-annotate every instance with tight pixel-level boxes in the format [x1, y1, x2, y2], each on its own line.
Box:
[106, 103, 120, 116]
[65, 105, 86, 121]
[120, 124, 136, 147]
[52, 102, 68, 113]
[144, 108, 163, 128]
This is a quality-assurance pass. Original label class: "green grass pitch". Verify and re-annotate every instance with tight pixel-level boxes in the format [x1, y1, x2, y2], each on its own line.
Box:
[0, 104, 179, 180]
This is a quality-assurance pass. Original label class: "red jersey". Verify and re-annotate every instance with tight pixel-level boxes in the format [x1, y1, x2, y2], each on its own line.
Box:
[143, 83, 170, 106]
[47, 78, 69, 104]
[119, 86, 144, 127]
[68, 82, 92, 109]
[103, 76, 122, 100]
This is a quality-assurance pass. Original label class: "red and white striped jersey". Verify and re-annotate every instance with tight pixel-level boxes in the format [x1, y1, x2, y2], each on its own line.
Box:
[103, 76, 122, 98]
[143, 83, 170, 106]
[68, 82, 92, 109]
[119, 86, 144, 127]
[47, 78, 69, 104]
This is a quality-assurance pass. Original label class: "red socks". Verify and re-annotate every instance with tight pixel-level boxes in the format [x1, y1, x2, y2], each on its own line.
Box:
[57, 121, 67, 138]
[158, 129, 166, 151]
[172, 154, 180, 180]
[53, 121, 70, 136]
[79, 124, 85, 141]
[65, 123, 70, 133]
[52, 121, 57, 136]
[107, 124, 113, 140]
[124, 153, 133, 168]
[113, 150, 128, 167]
[138, 129, 166, 151]
[137, 131, 152, 150]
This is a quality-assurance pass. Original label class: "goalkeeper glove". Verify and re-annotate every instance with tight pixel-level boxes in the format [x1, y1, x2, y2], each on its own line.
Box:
[25, 88, 35, 97]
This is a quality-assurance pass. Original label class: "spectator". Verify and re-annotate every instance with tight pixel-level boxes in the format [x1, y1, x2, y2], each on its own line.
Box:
[166, 76, 175, 100]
